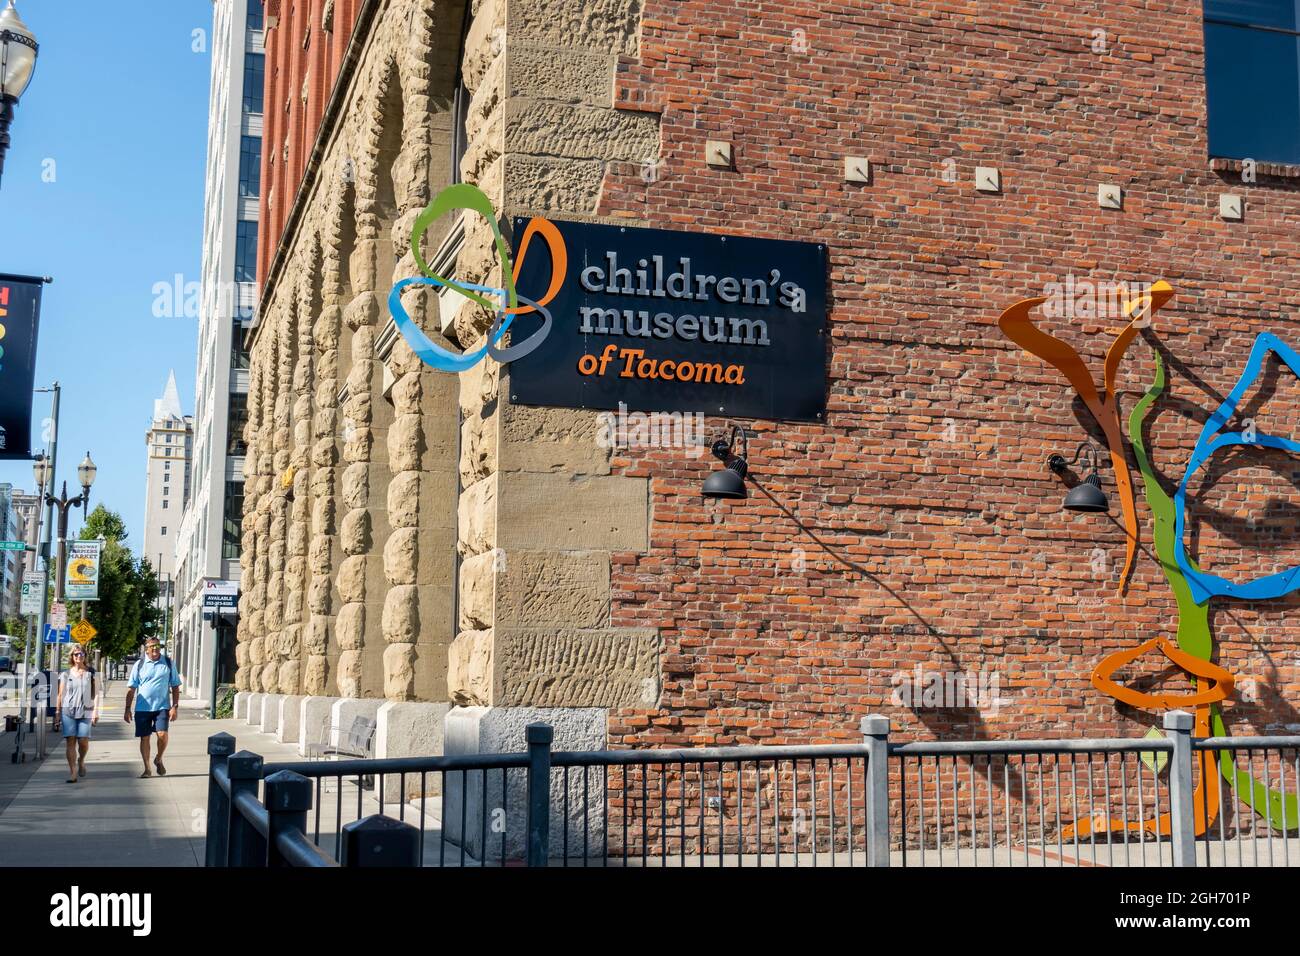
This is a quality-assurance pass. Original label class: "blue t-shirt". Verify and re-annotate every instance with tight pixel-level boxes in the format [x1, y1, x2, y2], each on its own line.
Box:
[130, 656, 181, 712]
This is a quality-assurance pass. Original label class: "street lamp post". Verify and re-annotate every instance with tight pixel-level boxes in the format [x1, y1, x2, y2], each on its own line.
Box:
[37, 451, 97, 605]
[0, 1, 39, 190]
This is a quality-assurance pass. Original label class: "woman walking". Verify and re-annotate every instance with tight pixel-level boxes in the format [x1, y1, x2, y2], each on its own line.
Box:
[56, 648, 99, 783]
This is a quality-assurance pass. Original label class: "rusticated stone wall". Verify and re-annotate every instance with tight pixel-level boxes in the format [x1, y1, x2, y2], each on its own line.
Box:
[240, 0, 663, 711]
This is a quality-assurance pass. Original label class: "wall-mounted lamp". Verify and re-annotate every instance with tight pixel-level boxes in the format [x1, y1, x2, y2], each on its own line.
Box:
[1048, 441, 1108, 513]
[702, 426, 749, 499]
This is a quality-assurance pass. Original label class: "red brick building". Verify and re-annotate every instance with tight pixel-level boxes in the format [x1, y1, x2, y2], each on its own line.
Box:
[586, 1, 1300, 751]
[241, 0, 1300, 765]
[257, 0, 365, 285]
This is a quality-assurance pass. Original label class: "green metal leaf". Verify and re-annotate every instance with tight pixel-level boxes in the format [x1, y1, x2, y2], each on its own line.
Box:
[1139, 727, 1168, 776]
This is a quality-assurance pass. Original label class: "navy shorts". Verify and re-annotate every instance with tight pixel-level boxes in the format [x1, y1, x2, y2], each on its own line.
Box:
[133, 709, 171, 737]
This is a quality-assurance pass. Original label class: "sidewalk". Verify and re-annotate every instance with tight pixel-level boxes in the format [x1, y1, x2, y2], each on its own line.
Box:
[0, 680, 304, 867]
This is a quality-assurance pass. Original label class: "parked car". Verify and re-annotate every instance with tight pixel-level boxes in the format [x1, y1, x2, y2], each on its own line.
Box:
[0, 656, 15, 674]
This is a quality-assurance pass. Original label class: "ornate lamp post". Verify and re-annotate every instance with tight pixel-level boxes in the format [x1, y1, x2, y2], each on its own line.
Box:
[37, 451, 97, 604]
[0, 1, 39, 189]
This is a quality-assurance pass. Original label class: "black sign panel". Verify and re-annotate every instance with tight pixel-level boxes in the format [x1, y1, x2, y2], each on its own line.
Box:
[508, 219, 827, 422]
[0, 275, 43, 460]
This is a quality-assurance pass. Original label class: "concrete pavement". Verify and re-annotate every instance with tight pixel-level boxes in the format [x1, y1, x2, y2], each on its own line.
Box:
[0, 679, 304, 867]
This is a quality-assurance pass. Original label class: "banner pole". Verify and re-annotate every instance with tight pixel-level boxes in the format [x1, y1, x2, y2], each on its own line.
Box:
[32, 381, 58, 761]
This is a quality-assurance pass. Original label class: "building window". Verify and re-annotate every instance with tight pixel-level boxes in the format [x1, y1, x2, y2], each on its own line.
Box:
[161, 527, 167, 536]
[243, 53, 265, 115]
[247, 0, 264, 31]
[235, 221, 258, 283]
[222, 480, 244, 560]
[162, 500, 168, 509]
[1205, 2, 1300, 164]
[227, 392, 249, 457]
[451, 4, 472, 185]
[238, 135, 261, 198]
[232, 319, 251, 369]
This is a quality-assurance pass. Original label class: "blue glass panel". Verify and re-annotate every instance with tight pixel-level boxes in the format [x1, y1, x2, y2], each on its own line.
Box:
[1205, 23, 1300, 163]
[1206, 0, 1300, 31]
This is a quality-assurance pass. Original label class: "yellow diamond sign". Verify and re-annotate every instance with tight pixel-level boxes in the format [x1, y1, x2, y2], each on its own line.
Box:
[71, 619, 97, 645]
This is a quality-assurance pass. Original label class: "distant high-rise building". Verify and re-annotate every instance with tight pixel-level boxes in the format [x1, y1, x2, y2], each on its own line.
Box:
[0, 484, 22, 619]
[143, 371, 194, 609]
[173, 0, 264, 704]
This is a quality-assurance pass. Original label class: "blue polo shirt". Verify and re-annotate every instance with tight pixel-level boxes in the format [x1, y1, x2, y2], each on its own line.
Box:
[130, 656, 181, 712]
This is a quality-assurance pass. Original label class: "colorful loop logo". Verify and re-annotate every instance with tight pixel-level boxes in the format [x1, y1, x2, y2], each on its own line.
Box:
[387, 183, 567, 372]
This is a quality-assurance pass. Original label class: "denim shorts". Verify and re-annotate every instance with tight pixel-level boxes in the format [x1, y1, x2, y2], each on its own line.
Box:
[134, 709, 170, 737]
[61, 714, 91, 739]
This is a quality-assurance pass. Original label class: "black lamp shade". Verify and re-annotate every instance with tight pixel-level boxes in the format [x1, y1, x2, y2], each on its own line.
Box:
[703, 465, 747, 499]
[1063, 473, 1108, 512]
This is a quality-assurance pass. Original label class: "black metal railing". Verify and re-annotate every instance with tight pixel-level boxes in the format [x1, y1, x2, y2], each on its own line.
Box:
[205, 713, 1300, 867]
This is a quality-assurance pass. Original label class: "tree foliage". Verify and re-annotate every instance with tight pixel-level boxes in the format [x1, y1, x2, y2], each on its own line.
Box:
[2, 616, 28, 657]
[77, 505, 162, 661]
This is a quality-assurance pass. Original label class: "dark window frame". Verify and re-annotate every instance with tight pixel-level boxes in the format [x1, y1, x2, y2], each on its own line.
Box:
[243, 53, 265, 115]
[1204, 2, 1300, 164]
[238, 135, 262, 198]
[235, 221, 258, 284]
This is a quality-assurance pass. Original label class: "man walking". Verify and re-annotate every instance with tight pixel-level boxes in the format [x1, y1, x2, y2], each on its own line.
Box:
[124, 638, 181, 778]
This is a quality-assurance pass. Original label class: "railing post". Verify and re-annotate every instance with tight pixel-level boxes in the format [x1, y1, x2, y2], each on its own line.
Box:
[225, 750, 266, 867]
[264, 770, 313, 867]
[1165, 710, 1197, 867]
[525, 722, 554, 868]
[861, 715, 891, 867]
[341, 814, 420, 867]
[204, 732, 236, 867]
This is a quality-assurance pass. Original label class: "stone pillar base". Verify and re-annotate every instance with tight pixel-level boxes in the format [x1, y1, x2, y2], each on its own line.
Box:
[244, 693, 265, 726]
[330, 698, 383, 752]
[277, 695, 307, 744]
[233, 692, 250, 721]
[442, 706, 607, 863]
[375, 701, 452, 801]
[298, 696, 340, 757]
[259, 693, 284, 734]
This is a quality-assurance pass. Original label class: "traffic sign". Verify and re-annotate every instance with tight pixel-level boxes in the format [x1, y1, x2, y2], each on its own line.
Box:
[19, 572, 42, 614]
[0, 540, 26, 551]
[71, 619, 97, 644]
[43, 625, 70, 645]
[50, 602, 67, 629]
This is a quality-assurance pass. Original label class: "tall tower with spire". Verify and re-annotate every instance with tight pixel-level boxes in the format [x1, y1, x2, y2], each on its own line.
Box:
[143, 370, 193, 588]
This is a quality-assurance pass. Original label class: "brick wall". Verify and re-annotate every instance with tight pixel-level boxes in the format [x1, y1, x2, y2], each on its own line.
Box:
[598, 2, 1300, 748]
[259, 0, 365, 286]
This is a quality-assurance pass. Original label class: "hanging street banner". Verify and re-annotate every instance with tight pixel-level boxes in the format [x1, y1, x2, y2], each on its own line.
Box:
[0, 274, 45, 460]
[506, 219, 828, 422]
[19, 571, 42, 614]
[64, 540, 102, 601]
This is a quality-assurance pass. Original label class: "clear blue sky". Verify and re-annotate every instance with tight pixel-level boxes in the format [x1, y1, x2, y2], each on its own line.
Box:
[0, 1, 210, 557]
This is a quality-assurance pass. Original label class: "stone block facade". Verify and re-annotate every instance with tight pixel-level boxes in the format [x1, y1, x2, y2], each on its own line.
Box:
[241, 0, 661, 722]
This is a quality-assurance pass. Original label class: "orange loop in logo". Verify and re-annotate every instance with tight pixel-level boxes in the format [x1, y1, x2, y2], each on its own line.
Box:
[505, 217, 567, 316]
